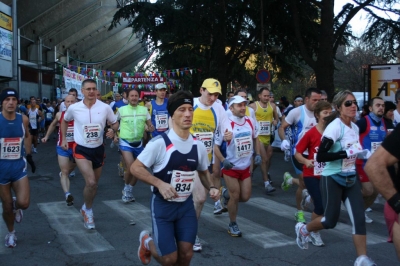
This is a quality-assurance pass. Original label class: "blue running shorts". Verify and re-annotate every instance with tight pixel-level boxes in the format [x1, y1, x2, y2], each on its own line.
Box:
[0, 158, 27, 185]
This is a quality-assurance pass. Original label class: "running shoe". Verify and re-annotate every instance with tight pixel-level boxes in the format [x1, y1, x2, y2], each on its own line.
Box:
[122, 187, 135, 203]
[214, 200, 223, 215]
[365, 212, 373, 223]
[138, 230, 151, 265]
[308, 232, 325, 247]
[193, 235, 202, 252]
[66, 194, 74, 206]
[69, 171, 76, 178]
[220, 186, 228, 212]
[354, 255, 377, 266]
[228, 222, 242, 237]
[365, 207, 372, 212]
[5, 232, 17, 248]
[301, 189, 310, 210]
[281, 172, 293, 191]
[80, 208, 95, 229]
[265, 183, 276, 194]
[12, 197, 23, 223]
[295, 210, 306, 223]
[33, 148, 37, 154]
[295, 222, 309, 250]
[268, 173, 273, 185]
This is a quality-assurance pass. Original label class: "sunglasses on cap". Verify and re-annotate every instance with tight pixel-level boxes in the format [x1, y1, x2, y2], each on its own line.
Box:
[344, 100, 357, 107]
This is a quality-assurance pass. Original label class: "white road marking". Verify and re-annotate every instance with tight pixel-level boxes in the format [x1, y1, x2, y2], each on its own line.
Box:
[37, 202, 114, 255]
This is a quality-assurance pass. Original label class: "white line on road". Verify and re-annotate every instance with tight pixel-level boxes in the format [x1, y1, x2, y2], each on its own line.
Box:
[246, 197, 387, 245]
[37, 202, 115, 255]
[202, 203, 295, 249]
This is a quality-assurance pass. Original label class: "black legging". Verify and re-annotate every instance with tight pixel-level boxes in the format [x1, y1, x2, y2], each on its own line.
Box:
[320, 175, 366, 235]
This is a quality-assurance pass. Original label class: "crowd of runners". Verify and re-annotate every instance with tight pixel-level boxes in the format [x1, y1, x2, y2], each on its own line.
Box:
[1, 79, 400, 266]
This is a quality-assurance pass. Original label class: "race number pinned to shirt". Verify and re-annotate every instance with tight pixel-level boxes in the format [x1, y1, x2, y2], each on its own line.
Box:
[371, 142, 382, 154]
[83, 124, 101, 145]
[234, 135, 253, 158]
[258, 121, 271, 135]
[155, 114, 168, 130]
[194, 132, 213, 154]
[0, 137, 22, 160]
[169, 170, 196, 202]
[343, 141, 362, 172]
[66, 126, 74, 142]
[313, 154, 325, 176]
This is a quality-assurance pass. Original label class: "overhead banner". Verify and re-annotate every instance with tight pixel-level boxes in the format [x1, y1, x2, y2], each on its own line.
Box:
[369, 64, 400, 103]
[123, 76, 166, 84]
[63, 68, 85, 99]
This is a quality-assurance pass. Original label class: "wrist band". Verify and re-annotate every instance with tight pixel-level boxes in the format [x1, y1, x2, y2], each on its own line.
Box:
[388, 193, 400, 214]
[209, 186, 218, 190]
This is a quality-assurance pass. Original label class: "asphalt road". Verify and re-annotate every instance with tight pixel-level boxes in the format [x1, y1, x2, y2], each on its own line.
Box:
[0, 137, 398, 266]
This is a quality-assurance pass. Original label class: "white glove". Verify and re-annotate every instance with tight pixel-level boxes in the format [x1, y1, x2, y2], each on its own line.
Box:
[357, 149, 371, 160]
[280, 140, 290, 151]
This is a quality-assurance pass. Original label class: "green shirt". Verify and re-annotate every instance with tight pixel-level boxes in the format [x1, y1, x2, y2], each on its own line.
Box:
[118, 104, 150, 142]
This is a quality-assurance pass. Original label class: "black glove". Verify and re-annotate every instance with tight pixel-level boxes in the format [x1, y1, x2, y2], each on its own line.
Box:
[26, 154, 36, 173]
[222, 160, 234, 170]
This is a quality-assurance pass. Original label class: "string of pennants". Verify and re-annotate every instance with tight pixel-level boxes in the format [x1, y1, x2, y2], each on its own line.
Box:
[66, 65, 200, 79]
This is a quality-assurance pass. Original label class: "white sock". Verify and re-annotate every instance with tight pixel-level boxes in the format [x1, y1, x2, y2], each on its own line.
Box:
[287, 177, 293, 184]
[215, 199, 221, 206]
[144, 236, 152, 250]
[300, 224, 309, 235]
[264, 181, 270, 187]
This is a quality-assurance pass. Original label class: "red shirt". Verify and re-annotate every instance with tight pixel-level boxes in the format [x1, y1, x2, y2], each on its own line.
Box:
[295, 126, 322, 178]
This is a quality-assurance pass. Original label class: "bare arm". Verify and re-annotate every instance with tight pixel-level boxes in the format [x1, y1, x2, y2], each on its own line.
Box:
[365, 146, 399, 201]
[278, 119, 290, 141]
[271, 103, 278, 126]
[23, 116, 32, 154]
[60, 118, 69, 150]
[42, 112, 61, 142]
[213, 144, 225, 163]
[197, 169, 220, 201]
[295, 151, 313, 168]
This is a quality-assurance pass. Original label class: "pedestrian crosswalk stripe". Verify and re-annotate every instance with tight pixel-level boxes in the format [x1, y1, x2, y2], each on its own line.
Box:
[0, 204, 12, 254]
[202, 203, 295, 249]
[37, 202, 114, 255]
[246, 197, 387, 245]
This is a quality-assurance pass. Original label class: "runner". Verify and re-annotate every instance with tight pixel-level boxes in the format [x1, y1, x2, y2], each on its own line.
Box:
[249, 87, 278, 193]
[214, 96, 261, 236]
[131, 90, 219, 265]
[113, 90, 128, 177]
[295, 90, 375, 266]
[190, 78, 231, 251]
[365, 123, 400, 259]
[0, 88, 36, 248]
[60, 79, 119, 230]
[41, 95, 77, 206]
[356, 97, 393, 223]
[27, 97, 44, 154]
[146, 83, 169, 138]
[117, 88, 154, 203]
[278, 88, 321, 223]
[291, 100, 332, 247]
[60, 88, 79, 112]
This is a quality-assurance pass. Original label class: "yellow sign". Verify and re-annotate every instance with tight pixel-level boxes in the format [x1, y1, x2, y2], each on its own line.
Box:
[0, 12, 12, 31]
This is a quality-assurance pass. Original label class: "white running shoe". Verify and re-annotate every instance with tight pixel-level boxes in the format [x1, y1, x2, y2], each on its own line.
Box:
[365, 207, 372, 212]
[354, 255, 377, 266]
[365, 212, 373, 223]
[213, 200, 223, 215]
[193, 235, 202, 252]
[80, 208, 95, 229]
[122, 187, 135, 203]
[295, 222, 309, 250]
[69, 171, 76, 178]
[300, 189, 309, 210]
[33, 148, 37, 154]
[5, 232, 17, 248]
[12, 197, 23, 223]
[308, 232, 324, 247]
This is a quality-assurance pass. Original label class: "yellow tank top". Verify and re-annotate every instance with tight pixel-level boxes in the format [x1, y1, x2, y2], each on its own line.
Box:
[245, 106, 251, 117]
[255, 101, 273, 136]
[190, 105, 217, 162]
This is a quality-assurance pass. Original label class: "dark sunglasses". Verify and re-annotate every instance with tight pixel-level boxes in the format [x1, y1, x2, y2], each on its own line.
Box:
[344, 100, 357, 107]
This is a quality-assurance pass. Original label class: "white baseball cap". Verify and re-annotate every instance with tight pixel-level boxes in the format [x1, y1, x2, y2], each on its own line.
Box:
[228, 95, 247, 107]
[155, 83, 167, 90]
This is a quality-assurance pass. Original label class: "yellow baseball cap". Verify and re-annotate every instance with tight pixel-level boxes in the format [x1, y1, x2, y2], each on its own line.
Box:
[201, 78, 221, 94]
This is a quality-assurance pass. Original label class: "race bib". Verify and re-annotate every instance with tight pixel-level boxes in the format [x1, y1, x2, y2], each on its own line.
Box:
[234, 135, 253, 158]
[342, 141, 362, 171]
[83, 124, 101, 145]
[313, 154, 325, 176]
[371, 142, 381, 154]
[155, 114, 168, 130]
[258, 121, 270, 135]
[0, 137, 22, 160]
[66, 126, 74, 142]
[169, 170, 196, 202]
[194, 132, 213, 154]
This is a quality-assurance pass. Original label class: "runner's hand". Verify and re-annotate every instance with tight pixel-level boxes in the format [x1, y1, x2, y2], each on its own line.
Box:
[105, 128, 115, 139]
[304, 159, 314, 168]
[222, 160, 234, 170]
[158, 182, 178, 201]
[61, 140, 68, 150]
[41, 137, 48, 143]
[254, 154, 262, 165]
[26, 154, 36, 173]
[280, 140, 290, 151]
[209, 188, 220, 201]
[223, 129, 233, 142]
